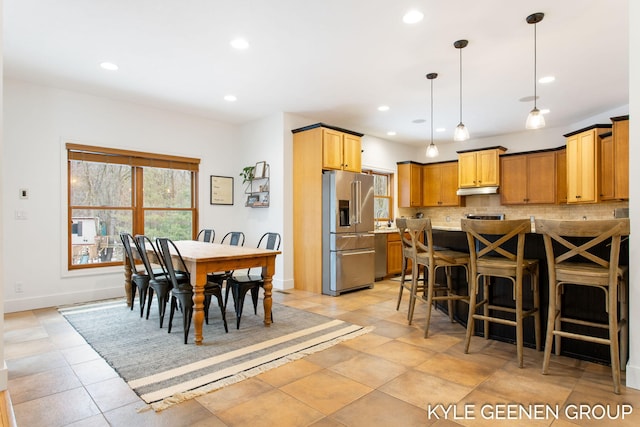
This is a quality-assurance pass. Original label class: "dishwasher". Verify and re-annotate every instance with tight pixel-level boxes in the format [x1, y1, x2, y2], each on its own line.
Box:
[374, 233, 387, 280]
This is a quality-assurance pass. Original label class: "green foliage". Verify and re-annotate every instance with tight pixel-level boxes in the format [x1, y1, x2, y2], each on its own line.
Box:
[240, 166, 255, 183]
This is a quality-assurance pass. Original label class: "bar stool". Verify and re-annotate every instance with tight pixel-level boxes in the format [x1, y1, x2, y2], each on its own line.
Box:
[395, 218, 425, 323]
[535, 218, 629, 394]
[461, 218, 541, 368]
[398, 218, 470, 337]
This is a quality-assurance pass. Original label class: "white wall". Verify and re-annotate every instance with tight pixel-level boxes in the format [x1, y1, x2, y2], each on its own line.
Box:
[2, 79, 244, 312]
[625, 0, 639, 390]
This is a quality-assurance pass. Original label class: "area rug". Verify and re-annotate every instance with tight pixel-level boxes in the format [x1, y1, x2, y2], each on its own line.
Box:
[59, 297, 371, 411]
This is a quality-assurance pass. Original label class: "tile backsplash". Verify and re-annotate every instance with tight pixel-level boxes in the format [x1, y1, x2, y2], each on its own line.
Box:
[398, 194, 628, 227]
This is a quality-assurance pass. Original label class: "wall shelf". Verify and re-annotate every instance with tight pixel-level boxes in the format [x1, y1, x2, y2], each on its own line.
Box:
[244, 161, 270, 208]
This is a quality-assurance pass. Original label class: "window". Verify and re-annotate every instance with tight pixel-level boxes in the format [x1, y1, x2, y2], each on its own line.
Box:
[67, 144, 199, 269]
[364, 170, 394, 222]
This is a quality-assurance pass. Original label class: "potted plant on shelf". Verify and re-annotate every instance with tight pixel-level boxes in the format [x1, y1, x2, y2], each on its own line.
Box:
[240, 165, 255, 184]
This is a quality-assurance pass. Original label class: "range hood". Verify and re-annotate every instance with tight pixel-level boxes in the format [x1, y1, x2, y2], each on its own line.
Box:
[456, 186, 499, 196]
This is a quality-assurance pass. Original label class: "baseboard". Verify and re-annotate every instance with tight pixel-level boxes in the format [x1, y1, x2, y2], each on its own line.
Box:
[625, 361, 640, 391]
[4, 286, 125, 313]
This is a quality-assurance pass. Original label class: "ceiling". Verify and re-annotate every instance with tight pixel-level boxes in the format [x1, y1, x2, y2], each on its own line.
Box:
[3, 0, 629, 146]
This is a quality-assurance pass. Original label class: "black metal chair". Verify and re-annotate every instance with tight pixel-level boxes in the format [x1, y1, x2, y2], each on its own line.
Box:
[226, 232, 280, 329]
[157, 238, 228, 343]
[207, 232, 245, 318]
[120, 232, 153, 317]
[196, 229, 215, 243]
[135, 235, 174, 328]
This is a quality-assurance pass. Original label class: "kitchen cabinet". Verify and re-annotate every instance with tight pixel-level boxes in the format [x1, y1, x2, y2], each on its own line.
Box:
[457, 147, 506, 188]
[556, 148, 567, 204]
[600, 116, 629, 201]
[321, 127, 362, 172]
[500, 151, 556, 205]
[292, 123, 364, 293]
[564, 125, 611, 204]
[397, 162, 422, 207]
[386, 231, 417, 276]
[422, 161, 462, 207]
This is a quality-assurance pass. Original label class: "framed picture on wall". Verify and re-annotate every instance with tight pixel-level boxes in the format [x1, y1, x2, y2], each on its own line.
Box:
[210, 175, 234, 205]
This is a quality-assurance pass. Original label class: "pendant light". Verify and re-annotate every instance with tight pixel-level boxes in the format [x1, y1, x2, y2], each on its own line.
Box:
[453, 39, 470, 141]
[426, 73, 439, 158]
[525, 12, 545, 129]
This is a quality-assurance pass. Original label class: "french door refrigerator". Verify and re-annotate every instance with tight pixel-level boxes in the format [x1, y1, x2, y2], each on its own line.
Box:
[322, 170, 375, 296]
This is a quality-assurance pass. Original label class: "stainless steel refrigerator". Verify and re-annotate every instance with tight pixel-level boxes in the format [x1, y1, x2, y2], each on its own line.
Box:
[322, 170, 375, 296]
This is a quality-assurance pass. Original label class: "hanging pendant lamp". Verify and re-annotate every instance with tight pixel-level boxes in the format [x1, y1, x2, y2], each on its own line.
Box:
[426, 73, 439, 157]
[525, 12, 545, 129]
[453, 39, 470, 141]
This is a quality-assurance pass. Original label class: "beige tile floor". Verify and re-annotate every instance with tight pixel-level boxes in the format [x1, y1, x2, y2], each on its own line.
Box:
[4, 280, 640, 426]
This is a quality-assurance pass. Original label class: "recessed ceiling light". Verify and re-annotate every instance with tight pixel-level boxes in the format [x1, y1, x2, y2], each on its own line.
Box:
[378, 105, 390, 112]
[539, 76, 555, 84]
[403, 10, 424, 24]
[100, 62, 119, 71]
[224, 95, 237, 102]
[230, 38, 249, 49]
[387, 131, 396, 136]
[412, 119, 426, 124]
[436, 128, 446, 133]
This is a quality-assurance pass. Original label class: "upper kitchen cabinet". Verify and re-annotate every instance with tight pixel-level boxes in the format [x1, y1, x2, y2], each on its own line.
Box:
[564, 124, 611, 204]
[556, 148, 567, 204]
[397, 161, 422, 207]
[457, 147, 506, 189]
[422, 161, 462, 207]
[318, 126, 362, 172]
[600, 116, 629, 201]
[500, 150, 557, 205]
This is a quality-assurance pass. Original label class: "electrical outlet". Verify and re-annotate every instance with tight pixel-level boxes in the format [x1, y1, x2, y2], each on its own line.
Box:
[15, 282, 23, 293]
[19, 188, 29, 199]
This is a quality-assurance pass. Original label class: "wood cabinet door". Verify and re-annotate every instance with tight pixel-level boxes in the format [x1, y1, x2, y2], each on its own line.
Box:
[439, 162, 460, 206]
[458, 152, 477, 187]
[556, 149, 567, 204]
[422, 164, 440, 206]
[600, 134, 615, 200]
[567, 130, 598, 203]
[342, 134, 362, 172]
[398, 163, 422, 207]
[613, 119, 629, 199]
[387, 240, 404, 275]
[322, 128, 343, 170]
[526, 151, 557, 204]
[500, 155, 528, 204]
[477, 149, 500, 186]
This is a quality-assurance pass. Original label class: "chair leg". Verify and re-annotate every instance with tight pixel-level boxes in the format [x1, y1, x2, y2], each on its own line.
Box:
[532, 268, 541, 351]
[139, 286, 148, 318]
[183, 305, 193, 345]
[542, 282, 559, 375]
[424, 263, 436, 338]
[554, 285, 563, 356]
[515, 277, 524, 368]
[464, 275, 478, 354]
[483, 276, 490, 339]
[620, 277, 629, 370]
[158, 293, 168, 328]
[146, 288, 154, 320]
[216, 292, 229, 333]
[250, 286, 259, 315]
[130, 283, 137, 311]
[236, 290, 247, 329]
[445, 266, 454, 323]
[167, 296, 176, 334]
[203, 295, 211, 325]
[407, 266, 419, 325]
[396, 256, 407, 310]
[609, 282, 621, 394]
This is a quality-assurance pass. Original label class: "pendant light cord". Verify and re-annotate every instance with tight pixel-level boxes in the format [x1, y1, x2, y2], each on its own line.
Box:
[459, 47, 463, 123]
[430, 78, 434, 143]
[533, 22, 537, 109]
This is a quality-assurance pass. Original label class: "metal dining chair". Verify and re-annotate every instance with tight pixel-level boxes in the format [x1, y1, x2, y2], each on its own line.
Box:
[226, 232, 280, 329]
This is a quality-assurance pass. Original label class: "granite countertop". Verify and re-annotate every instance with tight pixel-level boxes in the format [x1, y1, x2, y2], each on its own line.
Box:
[372, 225, 463, 233]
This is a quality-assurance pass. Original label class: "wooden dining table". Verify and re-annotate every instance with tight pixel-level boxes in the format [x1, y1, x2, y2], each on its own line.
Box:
[124, 240, 281, 345]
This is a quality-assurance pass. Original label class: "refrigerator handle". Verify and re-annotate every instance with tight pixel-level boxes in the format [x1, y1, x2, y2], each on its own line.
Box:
[355, 180, 362, 224]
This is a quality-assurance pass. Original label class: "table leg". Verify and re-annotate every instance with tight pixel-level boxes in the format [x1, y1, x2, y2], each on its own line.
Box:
[192, 266, 206, 345]
[124, 257, 132, 307]
[262, 256, 276, 326]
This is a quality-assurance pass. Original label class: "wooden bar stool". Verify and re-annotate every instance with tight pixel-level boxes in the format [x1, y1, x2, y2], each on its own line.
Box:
[461, 219, 541, 368]
[535, 218, 629, 394]
[398, 218, 470, 337]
